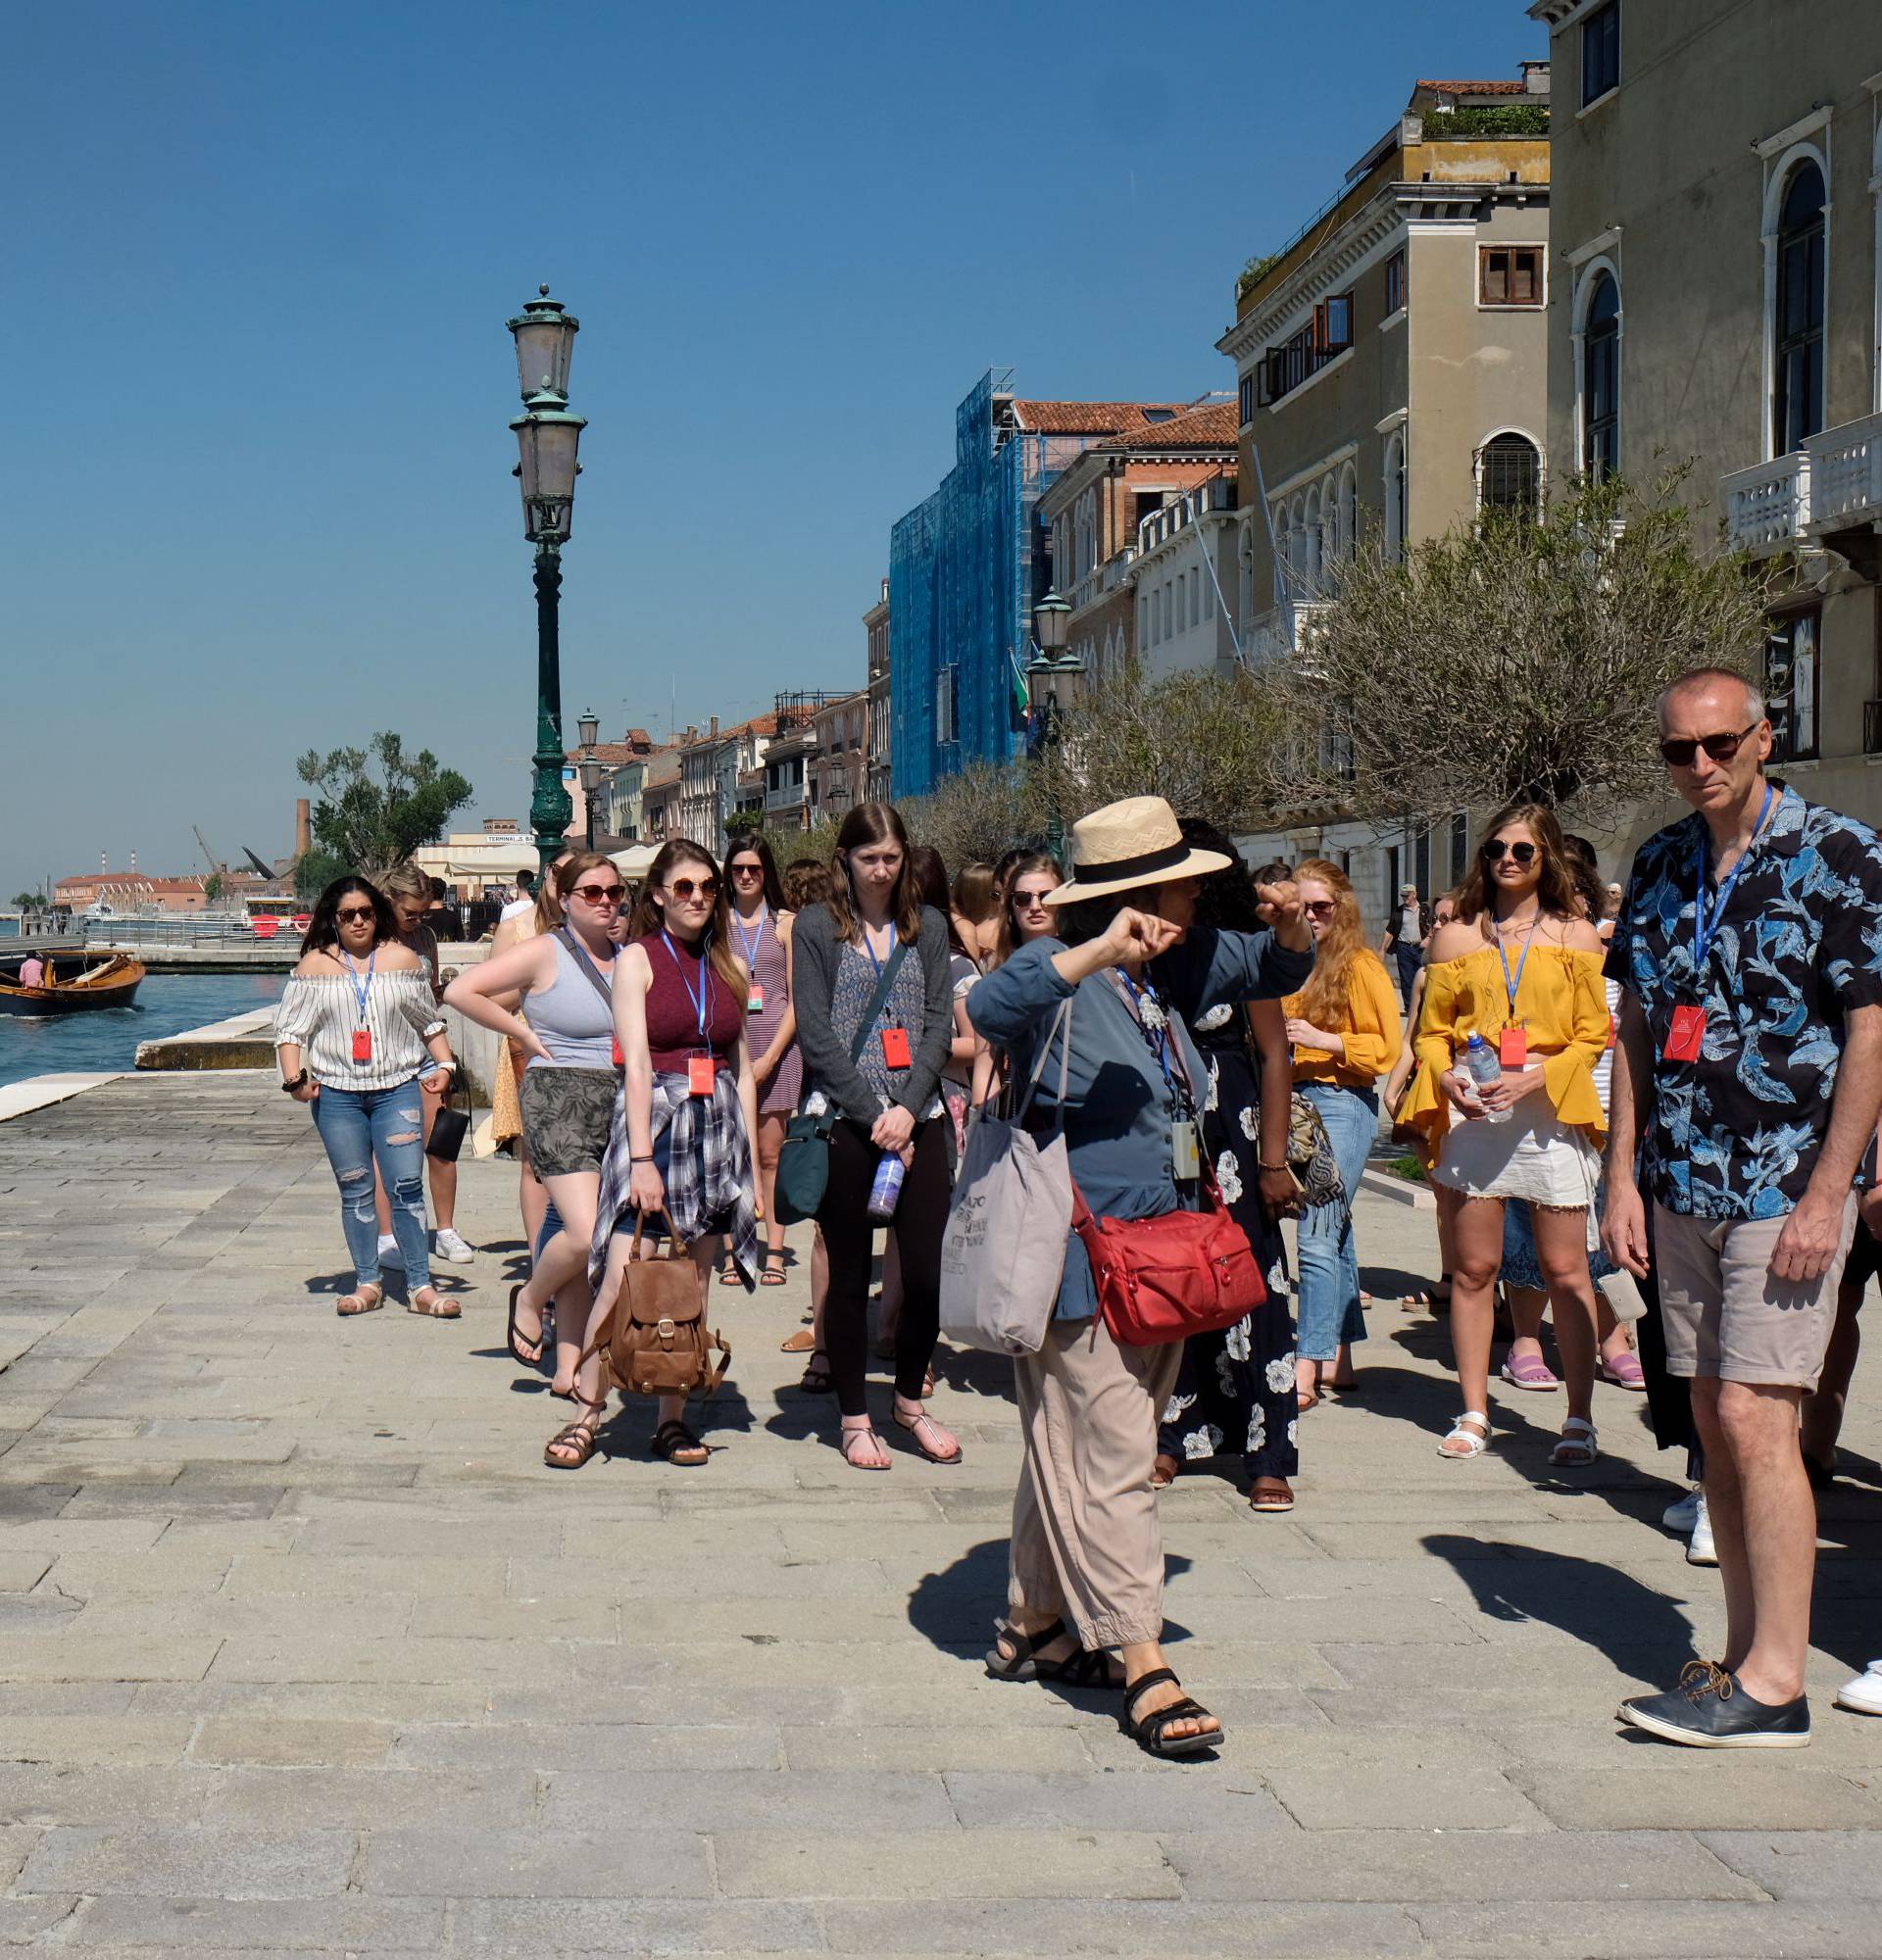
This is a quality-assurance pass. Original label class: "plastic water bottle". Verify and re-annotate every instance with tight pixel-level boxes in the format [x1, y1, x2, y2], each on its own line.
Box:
[867, 1151, 906, 1219]
[1461, 1033, 1510, 1124]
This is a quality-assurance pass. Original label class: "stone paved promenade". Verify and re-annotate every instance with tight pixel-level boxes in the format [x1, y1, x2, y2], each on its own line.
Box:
[4, 1073, 1882, 1956]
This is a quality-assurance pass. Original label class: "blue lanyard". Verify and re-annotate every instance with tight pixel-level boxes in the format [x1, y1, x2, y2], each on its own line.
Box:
[1695, 783, 1774, 972]
[661, 931, 712, 1045]
[1495, 914, 1539, 1016]
[735, 905, 767, 971]
[339, 947, 375, 1023]
[1114, 970, 1179, 1097]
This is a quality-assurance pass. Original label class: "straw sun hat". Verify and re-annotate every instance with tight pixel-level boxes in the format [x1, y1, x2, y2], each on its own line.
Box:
[1043, 796, 1233, 906]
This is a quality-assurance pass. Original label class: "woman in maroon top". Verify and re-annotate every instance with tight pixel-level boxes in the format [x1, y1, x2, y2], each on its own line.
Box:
[548, 840, 761, 1471]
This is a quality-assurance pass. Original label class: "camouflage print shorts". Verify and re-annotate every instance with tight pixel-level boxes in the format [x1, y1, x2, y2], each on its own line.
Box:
[520, 1066, 618, 1178]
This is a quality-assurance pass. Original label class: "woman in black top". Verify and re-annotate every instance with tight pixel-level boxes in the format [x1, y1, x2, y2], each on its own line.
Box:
[791, 803, 959, 1471]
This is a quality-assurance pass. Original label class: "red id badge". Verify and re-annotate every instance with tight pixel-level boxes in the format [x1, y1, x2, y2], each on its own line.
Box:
[687, 1054, 716, 1097]
[1498, 1025, 1528, 1070]
[351, 1028, 372, 1063]
[1663, 1004, 1707, 1062]
[880, 1026, 913, 1070]
[747, 983, 765, 1014]
[612, 1035, 623, 1068]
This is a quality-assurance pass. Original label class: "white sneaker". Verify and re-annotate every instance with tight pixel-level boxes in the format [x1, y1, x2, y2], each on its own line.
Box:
[432, 1228, 475, 1265]
[1835, 1661, 1882, 1715]
[1662, 1487, 1703, 1533]
[1687, 1494, 1717, 1566]
[376, 1233, 404, 1271]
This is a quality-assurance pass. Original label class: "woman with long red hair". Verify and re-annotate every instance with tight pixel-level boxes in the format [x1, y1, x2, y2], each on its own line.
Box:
[1282, 859, 1403, 1405]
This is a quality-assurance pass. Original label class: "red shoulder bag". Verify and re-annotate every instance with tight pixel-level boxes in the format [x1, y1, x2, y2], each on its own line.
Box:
[1069, 1169, 1265, 1348]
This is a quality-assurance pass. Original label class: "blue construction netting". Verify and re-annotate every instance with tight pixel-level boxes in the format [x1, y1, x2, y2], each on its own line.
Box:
[889, 371, 1074, 798]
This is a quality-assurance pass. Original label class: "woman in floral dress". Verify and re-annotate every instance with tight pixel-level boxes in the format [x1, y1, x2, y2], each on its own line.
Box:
[1152, 820, 1302, 1513]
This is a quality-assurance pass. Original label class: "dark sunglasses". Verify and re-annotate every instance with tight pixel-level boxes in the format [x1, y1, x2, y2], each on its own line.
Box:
[1302, 899, 1338, 918]
[335, 906, 375, 924]
[1012, 888, 1055, 908]
[668, 877, 718, 900]
[569, 883, 625, 905]
[1481, 840, 1537, 865]
[729, 861, 765, 876]
[1659, 720, 1759, 768]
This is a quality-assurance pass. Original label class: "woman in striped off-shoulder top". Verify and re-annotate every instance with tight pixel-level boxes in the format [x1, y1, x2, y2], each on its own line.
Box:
[273, 877, 459, 1318]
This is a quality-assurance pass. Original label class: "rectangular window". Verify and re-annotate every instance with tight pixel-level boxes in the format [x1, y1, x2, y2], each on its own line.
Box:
[1238, 372, 1258, 425]
[1582, 0, 1619, 106]
[1384, 249, 1406, 317]
[1262, 291, 1355, 408]
[1766, 609, 1820, 762]
[1480, 246, 1544, 308]
[1133, 491, 1164, 530]
[935, 665, 959, 746]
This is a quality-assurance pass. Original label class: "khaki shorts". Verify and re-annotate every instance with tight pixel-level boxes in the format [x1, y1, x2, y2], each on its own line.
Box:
[1653, 1198, 1857, 1390]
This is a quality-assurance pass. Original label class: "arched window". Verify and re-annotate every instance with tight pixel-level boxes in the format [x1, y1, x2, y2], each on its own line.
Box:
[1582, 270, 1620, 477]
[1337, 463, 1359, 561]
[1479, 432, 1542, 517]
[1383, 433, 1407, 560]
[1774, 160, 1827, 452]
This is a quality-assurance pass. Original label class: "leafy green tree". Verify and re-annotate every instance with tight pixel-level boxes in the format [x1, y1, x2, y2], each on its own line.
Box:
[722, 808, 766, 843]
[202, 871, 225, 905]
[292, 847, 350, 903]
[1258, 467, 1780, 825]
[10, 892, 41, 912]
[295, 733, 473, 877]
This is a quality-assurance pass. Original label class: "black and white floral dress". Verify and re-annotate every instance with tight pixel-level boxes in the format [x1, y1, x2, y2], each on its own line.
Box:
[1156, 1004, 1299, 1483]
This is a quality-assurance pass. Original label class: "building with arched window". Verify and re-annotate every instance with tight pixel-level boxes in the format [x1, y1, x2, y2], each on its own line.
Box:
[1215, 65, 1551, 924]
[1533, 0, 1882, 840]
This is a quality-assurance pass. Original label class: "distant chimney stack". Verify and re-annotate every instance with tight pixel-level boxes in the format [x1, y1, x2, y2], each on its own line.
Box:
[710, 715, 719, 740]
[295, 798, 311, 858]
[101, 852, 107, 872]
[130, 852, 137, 874]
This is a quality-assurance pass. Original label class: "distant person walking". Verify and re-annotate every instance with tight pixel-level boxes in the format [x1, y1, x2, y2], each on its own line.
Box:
[1380, 884, 1426, 1004]
[1608, 667, 1882, 1749]
[272, 877, 459, 1319]
[723, 835, 799, 1288]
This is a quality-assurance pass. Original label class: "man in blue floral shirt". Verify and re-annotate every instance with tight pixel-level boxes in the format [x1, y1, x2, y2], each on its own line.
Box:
[1605, 667, 1882, 1749]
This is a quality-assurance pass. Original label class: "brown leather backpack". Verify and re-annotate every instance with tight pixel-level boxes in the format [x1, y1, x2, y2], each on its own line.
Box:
[591, 1211, 731, 1398]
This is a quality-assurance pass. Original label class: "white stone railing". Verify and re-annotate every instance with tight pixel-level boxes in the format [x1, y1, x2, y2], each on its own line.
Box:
[1722, 452, 1809, 553]
[1806, 410, 1882, 533]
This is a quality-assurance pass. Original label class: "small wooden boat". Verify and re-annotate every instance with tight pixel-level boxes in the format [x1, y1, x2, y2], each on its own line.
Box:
[0, 953, 146, 1016]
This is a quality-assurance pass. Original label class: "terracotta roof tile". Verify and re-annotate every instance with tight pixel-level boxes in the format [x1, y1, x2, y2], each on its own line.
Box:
[1010, 400, 1197, 435]
[1093, 400, 1239, 454]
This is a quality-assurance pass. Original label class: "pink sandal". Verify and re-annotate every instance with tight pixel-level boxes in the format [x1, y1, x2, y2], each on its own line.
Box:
[1601, 1348, 1647, 1390]
[1500, 1349, 1560, 1391]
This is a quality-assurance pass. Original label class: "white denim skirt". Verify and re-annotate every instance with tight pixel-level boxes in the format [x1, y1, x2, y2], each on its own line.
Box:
[1431, 1107, 1600, 1210]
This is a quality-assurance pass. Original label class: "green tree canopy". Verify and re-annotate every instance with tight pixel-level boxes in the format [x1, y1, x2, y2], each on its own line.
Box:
[295, 733, 473, 877]
[1258, 467, 1780, 826]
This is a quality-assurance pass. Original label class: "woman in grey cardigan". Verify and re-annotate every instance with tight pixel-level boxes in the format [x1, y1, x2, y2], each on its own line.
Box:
[792, 803, 959, 1470]
[968, 797, 1312, 1756]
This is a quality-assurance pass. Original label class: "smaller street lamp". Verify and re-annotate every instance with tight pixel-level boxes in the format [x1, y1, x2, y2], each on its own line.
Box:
[578, 753, 606, 851]
[1033, 588, 1071, 657]
[1028, 590, 1080, 853]
[577, 710, 599, 753]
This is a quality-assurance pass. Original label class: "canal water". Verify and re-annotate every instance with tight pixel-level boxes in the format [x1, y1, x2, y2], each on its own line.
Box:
[0, 972, 283, 1091]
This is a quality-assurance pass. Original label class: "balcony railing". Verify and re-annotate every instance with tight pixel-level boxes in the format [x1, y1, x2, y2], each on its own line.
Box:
[1808, 411, 1882, 533]
[1722, 453, 1810, 553]
[1244, 601, 1332, 665]
[1723, 410, 1882, 553]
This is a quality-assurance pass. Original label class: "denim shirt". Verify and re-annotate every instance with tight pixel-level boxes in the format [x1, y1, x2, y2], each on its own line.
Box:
[967, 925, 1313, 1319]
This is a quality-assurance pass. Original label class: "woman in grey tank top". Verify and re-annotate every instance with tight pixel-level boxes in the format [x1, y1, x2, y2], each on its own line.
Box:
[445, 852, 626, 1403]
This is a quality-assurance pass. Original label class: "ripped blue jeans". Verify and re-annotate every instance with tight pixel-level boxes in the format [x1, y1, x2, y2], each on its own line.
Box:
[311, 1082, 432, 1290]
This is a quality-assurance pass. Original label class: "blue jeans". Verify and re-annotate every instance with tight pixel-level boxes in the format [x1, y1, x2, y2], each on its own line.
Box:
[311, 1082, 431, 1290]
[1295, 1083, 1377, 1361]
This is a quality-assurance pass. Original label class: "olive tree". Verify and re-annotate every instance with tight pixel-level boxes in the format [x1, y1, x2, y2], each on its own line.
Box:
[1257, 469, 1780, 826]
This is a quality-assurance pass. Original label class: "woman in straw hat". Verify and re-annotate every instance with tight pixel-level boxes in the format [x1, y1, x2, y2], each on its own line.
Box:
[968, 796, 1312, 1757]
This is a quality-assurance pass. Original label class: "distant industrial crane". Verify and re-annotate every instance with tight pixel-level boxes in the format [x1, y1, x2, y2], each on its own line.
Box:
[192, 825, 228, 879]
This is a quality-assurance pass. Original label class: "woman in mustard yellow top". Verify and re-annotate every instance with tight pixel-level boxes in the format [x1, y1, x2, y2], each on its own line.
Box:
[1402, 803, 1610, 1467]
[1282, 859, 1403, 1405]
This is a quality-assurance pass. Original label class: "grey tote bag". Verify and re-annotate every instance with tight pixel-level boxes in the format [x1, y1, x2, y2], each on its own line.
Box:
[939, 1000, 1073, 1356]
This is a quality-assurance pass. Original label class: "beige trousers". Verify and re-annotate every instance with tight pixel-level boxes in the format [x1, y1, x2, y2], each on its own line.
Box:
[1009, 1312, 1184, 1652]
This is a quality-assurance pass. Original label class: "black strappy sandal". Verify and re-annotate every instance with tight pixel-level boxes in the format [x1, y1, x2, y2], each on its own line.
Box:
[799, 1350, 833, 1395]
[652, 1418, 709, 1467]
[984, 1616, 1067, 1680]
[1122, 1668, 1223, 1758]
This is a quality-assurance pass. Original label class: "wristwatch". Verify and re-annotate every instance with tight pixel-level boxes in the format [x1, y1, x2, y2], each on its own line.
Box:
[280, 1070, 310, 1094]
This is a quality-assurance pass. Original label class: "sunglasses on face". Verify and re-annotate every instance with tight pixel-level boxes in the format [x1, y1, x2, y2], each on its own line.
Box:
[1012, 888, 1055, 909]
[1659, 721, 1759, 768]
[1481, 840, 1537, 866]
[668, 878, 718, 901]
[335, 906, 375, 924]
[1303, 899, 1338, 918]
[570, 883, 625, 906]
[730, 862, 764, 877]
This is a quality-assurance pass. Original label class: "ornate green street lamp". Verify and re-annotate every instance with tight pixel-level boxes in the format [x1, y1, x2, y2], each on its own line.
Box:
[507, 286, 587, 872]
[1027, 590, 1078, 854]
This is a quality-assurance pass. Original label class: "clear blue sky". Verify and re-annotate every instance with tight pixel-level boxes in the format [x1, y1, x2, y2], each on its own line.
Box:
[1, 0, 1539, 900]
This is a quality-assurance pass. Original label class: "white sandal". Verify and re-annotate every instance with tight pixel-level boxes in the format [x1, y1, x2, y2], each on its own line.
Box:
[1549, 1415, 1599, 1468]
[1438, 1411, 1491, 1459]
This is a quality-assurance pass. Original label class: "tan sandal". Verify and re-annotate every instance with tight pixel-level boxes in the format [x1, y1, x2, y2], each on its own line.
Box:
[408, 1288, 461, 1318]
[545, 1395, 604, 1470]
[336, 1284, 384, 1316]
